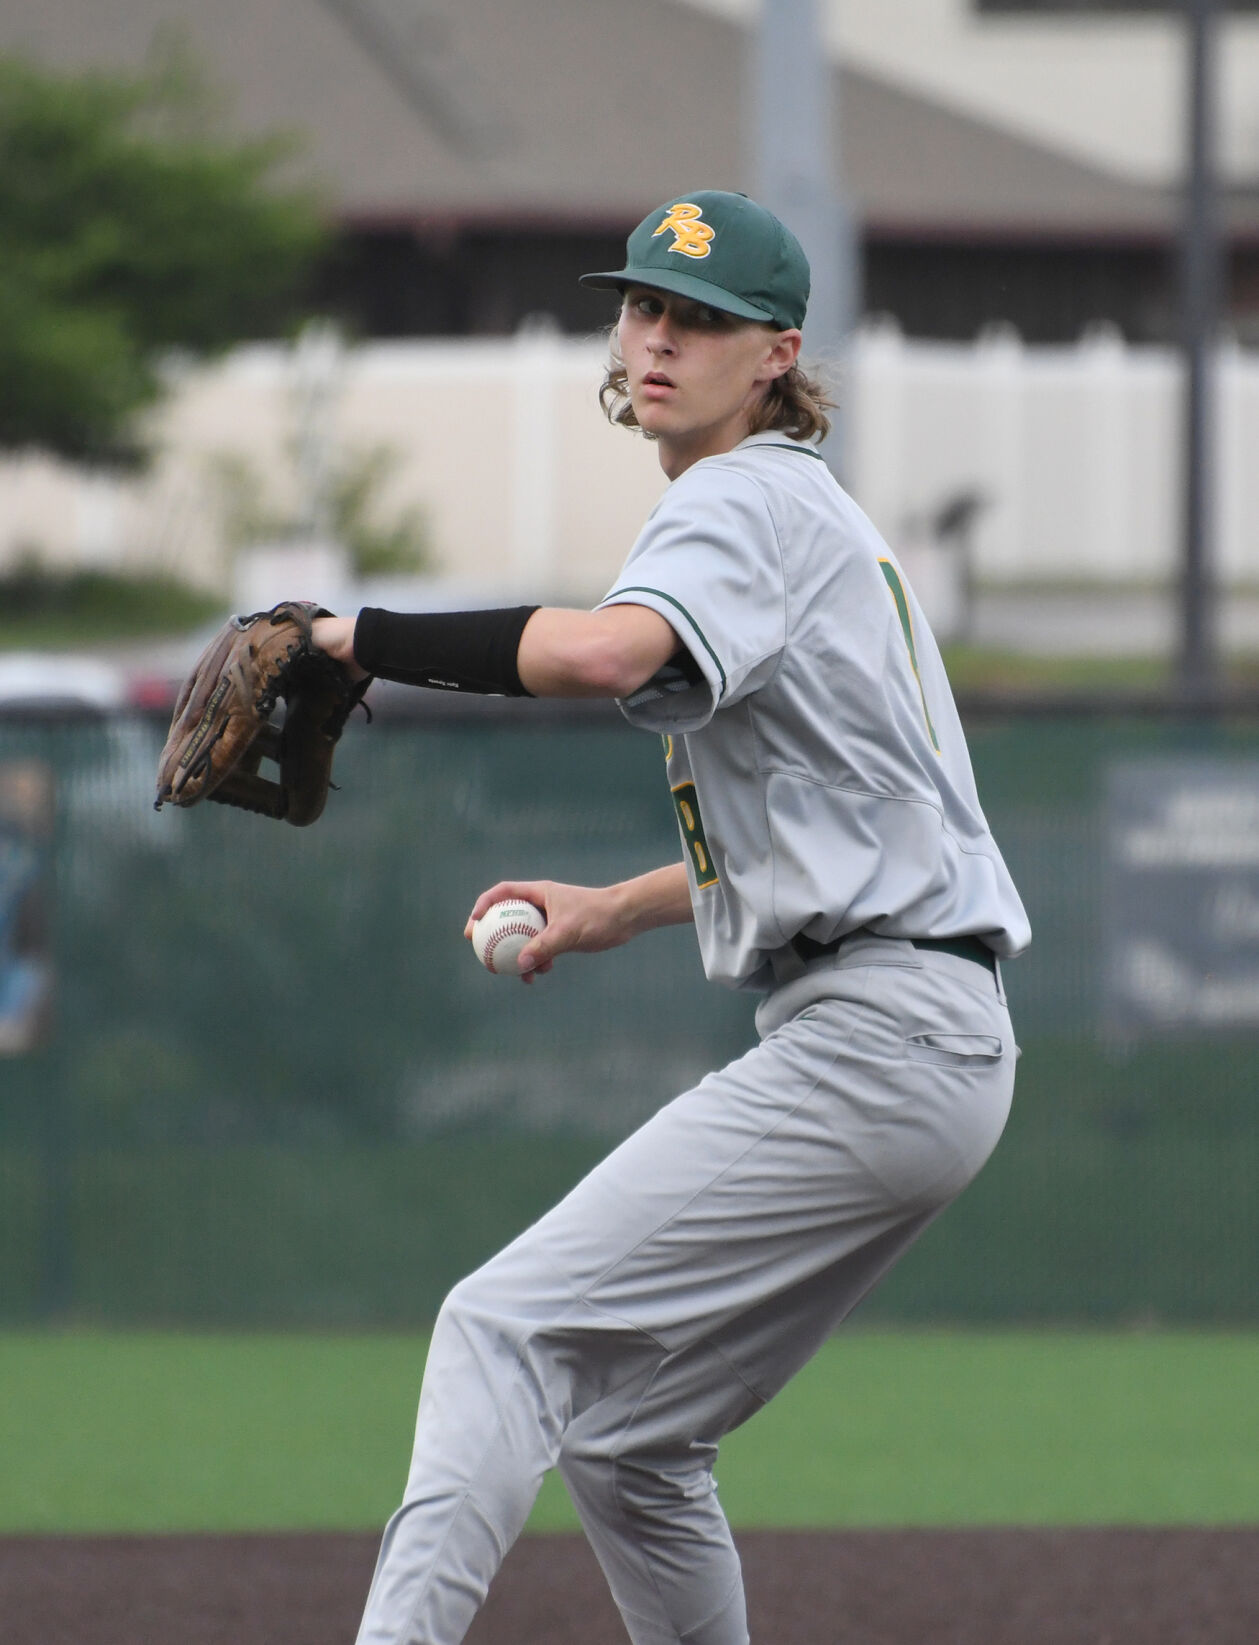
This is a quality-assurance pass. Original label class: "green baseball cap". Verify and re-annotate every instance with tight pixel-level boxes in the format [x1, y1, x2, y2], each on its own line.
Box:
[580, 190, 810, 330]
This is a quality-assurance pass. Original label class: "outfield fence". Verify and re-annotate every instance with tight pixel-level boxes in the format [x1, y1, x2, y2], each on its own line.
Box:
[1, 698, 1257, 1326]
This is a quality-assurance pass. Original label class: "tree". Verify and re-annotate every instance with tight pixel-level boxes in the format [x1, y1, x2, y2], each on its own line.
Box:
[0, 44, 328, 463]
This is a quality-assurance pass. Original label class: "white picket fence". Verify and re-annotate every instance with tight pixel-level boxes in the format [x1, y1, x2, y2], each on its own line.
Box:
[2, 322, 1257, 614]
[850, 320, 1259, 592]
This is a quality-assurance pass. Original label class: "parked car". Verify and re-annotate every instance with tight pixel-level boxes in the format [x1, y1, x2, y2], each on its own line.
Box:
[0, 654, 128, 717]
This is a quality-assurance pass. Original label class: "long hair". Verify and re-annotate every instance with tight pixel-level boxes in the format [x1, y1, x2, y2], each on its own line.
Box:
[598, 326, 834, 445]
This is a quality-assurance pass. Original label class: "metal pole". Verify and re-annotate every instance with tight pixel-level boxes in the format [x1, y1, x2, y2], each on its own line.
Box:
[753, 0, 858, 478]
[1179, 0, 1222, 700]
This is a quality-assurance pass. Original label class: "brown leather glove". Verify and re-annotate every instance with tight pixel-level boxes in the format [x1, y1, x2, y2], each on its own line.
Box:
[154, 601, 370, 826]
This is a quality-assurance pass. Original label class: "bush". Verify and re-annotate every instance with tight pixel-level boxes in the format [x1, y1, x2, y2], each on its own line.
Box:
[0, 561, 224, 645]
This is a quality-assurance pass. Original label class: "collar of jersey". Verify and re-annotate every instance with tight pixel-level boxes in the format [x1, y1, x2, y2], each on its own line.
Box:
[734, 432, 826, 460]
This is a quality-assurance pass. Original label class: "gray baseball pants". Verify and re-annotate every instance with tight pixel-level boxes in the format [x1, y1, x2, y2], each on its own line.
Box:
[356, 936, 1016, 1645]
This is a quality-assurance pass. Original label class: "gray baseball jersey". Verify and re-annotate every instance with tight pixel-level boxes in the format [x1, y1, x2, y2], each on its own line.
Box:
[599, 430, 1030, 991]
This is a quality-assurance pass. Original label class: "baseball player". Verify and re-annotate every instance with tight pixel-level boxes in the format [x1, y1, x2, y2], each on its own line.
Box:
[312, 189, 1030, 1645]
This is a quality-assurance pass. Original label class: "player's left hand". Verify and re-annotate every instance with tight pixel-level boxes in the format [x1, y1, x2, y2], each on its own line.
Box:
[311, 614, 371, 681]
[464, 879, 632, 983]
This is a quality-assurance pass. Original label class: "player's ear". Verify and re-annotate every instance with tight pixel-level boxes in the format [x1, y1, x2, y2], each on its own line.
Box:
[760, 328, 802, 382]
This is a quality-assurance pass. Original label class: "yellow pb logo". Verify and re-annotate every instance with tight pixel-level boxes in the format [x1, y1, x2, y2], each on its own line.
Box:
[653, 203, 715, 261]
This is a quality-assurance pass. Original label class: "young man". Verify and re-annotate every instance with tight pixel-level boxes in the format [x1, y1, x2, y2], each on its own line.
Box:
[314, 190, 1030, 1645]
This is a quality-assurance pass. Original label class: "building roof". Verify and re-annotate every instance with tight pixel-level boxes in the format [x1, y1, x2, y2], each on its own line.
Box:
[3, 0, 1252, 239]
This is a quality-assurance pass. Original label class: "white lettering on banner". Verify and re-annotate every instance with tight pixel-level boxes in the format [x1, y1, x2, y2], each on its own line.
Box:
[1209, 883, 1259, 940]
[1117, 788, 1259, 867]
[1105, 759, 1259, 1036]
[1117, 940, 1259, 1027]
[1119, 830, 1259, 868]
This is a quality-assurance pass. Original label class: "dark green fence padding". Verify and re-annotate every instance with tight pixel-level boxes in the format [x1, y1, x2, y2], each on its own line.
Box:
[1, 706, 1256, 1324]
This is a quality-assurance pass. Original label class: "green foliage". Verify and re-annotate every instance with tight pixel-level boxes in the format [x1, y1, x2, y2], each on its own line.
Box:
[0, 558, 223, 645]
[201, 450, 290, 550]
[0, 43, 327, 462]
[206, 440, 433, 578]
[331, 445, 432, 577]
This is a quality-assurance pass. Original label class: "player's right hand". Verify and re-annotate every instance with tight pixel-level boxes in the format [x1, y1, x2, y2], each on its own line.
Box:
[464, 879, 632, 983]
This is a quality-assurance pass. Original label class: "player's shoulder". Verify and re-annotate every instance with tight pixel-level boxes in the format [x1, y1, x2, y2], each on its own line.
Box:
[718, 437, 898, 581]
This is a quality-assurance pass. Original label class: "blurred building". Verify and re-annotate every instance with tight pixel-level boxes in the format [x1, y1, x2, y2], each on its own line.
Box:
[3, 0, 1259, 344]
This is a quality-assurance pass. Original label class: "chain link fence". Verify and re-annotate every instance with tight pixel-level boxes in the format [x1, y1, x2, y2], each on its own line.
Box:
[1, 700, 1256, 1325]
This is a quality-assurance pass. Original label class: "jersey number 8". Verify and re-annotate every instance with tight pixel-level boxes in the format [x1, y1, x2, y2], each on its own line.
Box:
[671, 781, 720, 888]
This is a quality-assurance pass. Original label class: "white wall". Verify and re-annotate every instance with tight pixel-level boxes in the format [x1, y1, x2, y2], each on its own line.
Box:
[2, 325, 1258, 603]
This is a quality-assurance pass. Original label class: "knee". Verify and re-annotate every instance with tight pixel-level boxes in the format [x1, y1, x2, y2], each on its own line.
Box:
[432, 1264, 576, 1450]
[430, 1265, 512, 1366]
[434, 1231, 564, 1350]
[557, 1440, 620, 1520]
[438, 1267, 490, 1324]
[559, 1442, 715, 1523]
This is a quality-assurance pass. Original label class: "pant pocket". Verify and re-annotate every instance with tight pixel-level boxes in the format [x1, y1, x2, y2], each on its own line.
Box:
[904, 1032, 1004, 1068]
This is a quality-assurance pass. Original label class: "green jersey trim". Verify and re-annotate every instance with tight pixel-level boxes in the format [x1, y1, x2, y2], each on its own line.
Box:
[878, 558, 942, 754]
[758, 442, 825, 461]
[608, 586, 728, 697]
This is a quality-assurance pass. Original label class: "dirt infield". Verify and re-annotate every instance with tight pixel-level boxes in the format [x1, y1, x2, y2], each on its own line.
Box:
[3, 1527, 1257, 1644]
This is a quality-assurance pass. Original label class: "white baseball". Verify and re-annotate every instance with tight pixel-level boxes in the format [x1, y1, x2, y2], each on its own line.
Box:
[471, 898, 546, 975]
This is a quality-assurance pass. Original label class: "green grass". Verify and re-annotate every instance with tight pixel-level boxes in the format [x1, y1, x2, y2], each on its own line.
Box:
[1, 1329, 1256, 1535]
[941, 644, 1259, 694]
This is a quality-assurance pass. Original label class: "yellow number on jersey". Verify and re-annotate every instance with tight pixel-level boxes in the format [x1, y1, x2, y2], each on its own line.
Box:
[671, 781, 719, 888]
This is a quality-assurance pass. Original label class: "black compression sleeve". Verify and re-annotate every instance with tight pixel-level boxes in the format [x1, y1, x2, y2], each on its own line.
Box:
[353, 605, 540, 695]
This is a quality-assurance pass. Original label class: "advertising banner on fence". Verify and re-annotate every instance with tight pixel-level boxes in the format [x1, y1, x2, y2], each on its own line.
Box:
[0, 759, 53, 1054]
[1105, 757, 1259, 1035]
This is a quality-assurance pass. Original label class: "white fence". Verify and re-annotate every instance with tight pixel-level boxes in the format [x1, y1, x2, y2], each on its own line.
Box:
[850, 321, 1259, 592]
[2, 323, 1258, 611]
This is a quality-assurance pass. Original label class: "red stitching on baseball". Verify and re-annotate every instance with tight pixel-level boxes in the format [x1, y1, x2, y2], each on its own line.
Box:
[482, 911, 542, 974]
